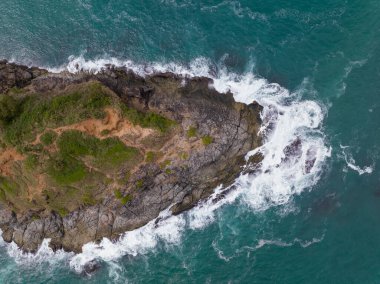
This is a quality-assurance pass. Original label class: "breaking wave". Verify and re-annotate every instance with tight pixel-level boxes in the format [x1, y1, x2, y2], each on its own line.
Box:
[4, 56, 330, 273]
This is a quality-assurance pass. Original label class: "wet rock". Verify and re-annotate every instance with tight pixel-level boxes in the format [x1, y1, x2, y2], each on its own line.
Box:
[82, 260, 101, 276]
[282, 137, 302, 164]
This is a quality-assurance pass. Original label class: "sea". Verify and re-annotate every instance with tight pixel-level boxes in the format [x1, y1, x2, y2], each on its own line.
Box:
[0, 0, 379, 283]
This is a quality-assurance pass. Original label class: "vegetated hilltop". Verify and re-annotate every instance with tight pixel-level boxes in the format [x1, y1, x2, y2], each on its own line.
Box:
[0, 60, 262, 253]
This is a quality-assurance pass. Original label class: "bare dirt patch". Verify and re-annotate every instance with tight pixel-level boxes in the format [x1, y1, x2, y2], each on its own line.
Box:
[33, 107, 155, 149]
[0, 148, 24, 176]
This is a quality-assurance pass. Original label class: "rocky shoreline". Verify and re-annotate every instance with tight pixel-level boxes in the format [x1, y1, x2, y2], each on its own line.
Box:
[0, 60, 263, 253]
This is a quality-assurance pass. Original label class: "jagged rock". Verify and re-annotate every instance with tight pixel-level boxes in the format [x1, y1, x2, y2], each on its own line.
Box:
[0, 62, 263, 253]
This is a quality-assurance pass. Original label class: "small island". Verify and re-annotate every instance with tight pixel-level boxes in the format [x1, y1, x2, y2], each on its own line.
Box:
[0, 60, 262, 253]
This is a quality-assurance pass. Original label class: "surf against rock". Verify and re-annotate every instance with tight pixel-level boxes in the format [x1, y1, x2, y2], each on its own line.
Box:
[0, 60, 263, 253]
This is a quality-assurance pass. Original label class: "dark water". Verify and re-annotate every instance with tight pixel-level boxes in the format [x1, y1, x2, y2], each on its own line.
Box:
[1, 0, 380, 283]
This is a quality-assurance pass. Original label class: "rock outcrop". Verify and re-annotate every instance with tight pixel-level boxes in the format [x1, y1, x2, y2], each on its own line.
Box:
[0, 60, 262, 253]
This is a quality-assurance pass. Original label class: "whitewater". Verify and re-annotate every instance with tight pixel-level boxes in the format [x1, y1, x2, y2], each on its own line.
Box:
[2, 56, 331, 273]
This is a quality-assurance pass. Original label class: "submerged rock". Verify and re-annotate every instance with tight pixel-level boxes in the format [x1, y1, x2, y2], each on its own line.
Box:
[0, 61, 263, 253]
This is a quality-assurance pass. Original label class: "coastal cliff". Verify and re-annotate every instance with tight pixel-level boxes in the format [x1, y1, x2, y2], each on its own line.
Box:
[0, 60, 262, 253]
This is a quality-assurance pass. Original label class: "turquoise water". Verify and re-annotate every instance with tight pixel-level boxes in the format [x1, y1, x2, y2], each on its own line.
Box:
[1, 0, 380, 283]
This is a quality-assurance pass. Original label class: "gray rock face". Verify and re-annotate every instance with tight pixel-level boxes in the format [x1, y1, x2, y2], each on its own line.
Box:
[0, 60, 47, 94]
[0, 62, 263, 253]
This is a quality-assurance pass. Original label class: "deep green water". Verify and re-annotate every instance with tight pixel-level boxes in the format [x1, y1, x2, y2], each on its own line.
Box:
[1, 0, 380, 283]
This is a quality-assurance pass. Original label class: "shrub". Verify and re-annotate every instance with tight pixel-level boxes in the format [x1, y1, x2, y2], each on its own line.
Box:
[121, 105, 176, 132]
[136, 179, 144, 189]
[160, 159, 171, 169]
[179, 152, 189, 160]
[202, 135, 213, 146]
[145, 151, 155, 163]
[114, 189, 132, 205]
[57, 208, 69, 217]
[114, 189, 123, 199]
[120, 194, 132, 205]
[0, 94, 20, 126]
[187, 127, 197, 138]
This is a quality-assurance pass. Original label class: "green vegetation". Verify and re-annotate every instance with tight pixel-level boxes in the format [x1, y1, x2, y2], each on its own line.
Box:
[24, 154, 39, 170]
[0, 176, 19, 196]
[1, 82, 111, 146]
[57, 208, 69, 217]
[121, 105, 176, 132]
[114, 189, 132, 205]
[114, 189, 123, 199]
[0, 81, 179, 216]
[40, 131, 57, 146]
[82, 191, 96, 206]
[0, 94, 19, 126]
[187, 126, 197, 138]
[57, 130, 139, 167]
[165, 168, 172, 175]
[8, 87, 23, 95]
[179, 152, 189, 160]
[47, 155, 87, 185]
[118, 173, 130, 185]
[100, 129, 111, 136]
[120, 194, 132, 205]
[136, 179, 143, 189]
[160, 159, 171, 169]
[145, 151, 155, 163]
[202, 135, 213, 146]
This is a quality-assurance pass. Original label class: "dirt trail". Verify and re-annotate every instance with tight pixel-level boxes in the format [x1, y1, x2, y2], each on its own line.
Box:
[33, 107, 155, 148]
[0, 148, 24, 176]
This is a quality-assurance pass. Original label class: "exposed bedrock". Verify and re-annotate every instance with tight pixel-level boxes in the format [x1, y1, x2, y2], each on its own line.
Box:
[0, 61, 263, 253]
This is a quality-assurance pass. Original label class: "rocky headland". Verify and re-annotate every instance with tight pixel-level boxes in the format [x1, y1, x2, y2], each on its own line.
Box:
[0, 60, 262, 253]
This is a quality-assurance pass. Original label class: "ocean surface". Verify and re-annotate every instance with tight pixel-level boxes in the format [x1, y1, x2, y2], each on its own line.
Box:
[0, 0, 380, 283]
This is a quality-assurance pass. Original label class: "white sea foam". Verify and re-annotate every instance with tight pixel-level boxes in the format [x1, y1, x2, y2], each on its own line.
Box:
[340, 145, 374, 175]
[4, 56, 330, 272]
[0, 231, 72, 266]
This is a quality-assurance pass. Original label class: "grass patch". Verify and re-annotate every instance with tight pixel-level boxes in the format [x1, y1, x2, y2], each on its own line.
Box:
[47, 155, 87, 185]
[121, 105, 176, 132]
[0, 176, 19, 196]
[2, 82, 111, 146]
[96, 137, 139, 167]
[100, 129, 111, 136]
[202, 135, 213, 146]
[57, 130, 140, 168]
[82, 191, 97, 206]
[187, 126, 197, 138]
[24, 154, 39, 170]
[120, 194, 132, 205]
[40, 131, 57, 146]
